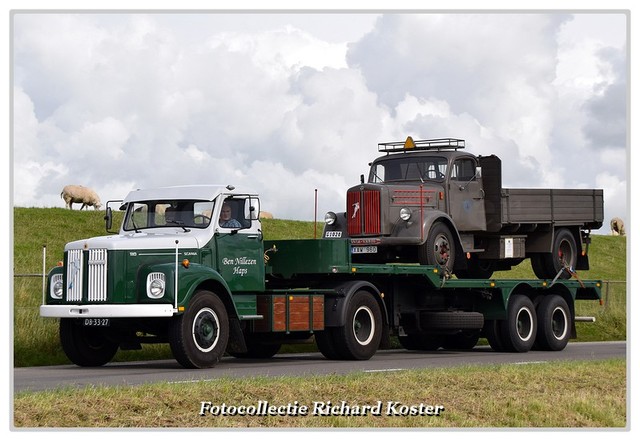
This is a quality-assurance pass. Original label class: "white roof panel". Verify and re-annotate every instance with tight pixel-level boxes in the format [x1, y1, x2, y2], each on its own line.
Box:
[122, 185, 256, 204]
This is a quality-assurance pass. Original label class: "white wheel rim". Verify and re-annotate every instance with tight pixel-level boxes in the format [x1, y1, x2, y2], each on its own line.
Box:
[353, 306, 375, 346]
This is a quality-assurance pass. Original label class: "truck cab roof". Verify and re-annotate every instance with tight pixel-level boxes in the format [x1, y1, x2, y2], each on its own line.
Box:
[122, 184, 257, 204]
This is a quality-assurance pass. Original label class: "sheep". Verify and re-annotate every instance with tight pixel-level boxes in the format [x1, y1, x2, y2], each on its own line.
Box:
[259, 211, 274, 219]
[610, 217, 625, 236]
[61, 185, 102, 210]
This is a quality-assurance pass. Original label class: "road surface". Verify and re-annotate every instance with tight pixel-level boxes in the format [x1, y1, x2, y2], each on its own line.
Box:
[13, 341, 626, 393]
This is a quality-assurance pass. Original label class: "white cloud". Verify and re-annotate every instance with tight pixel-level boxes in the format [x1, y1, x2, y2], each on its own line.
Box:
[11, 12, 627, 233]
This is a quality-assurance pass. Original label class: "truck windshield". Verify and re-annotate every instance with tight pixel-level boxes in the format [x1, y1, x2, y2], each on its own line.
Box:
[369, 156, 448, 183]
[123, 200, 215, 231]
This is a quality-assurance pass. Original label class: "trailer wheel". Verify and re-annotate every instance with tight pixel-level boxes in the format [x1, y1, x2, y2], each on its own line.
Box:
[399, 334, 443, 351]
[535, 295, 571, 351]
[533, 228, 578, 279]
[443, 330, 480, 350]
[500, 295, 537, 352]
[420, 222, 456, 273]
[333, 291, 382, 360]
[483, 319, 506, 352]
[59, 318, 119, 367]
[169, 290, 229, 368]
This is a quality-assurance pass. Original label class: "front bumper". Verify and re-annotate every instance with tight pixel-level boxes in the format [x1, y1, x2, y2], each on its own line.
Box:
[40, 304, 176, 318]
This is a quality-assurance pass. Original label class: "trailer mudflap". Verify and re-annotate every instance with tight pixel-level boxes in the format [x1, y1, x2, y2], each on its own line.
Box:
[253, 293, 325, 333]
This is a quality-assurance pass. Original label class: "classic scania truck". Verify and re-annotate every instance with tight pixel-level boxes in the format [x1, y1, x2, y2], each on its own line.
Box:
[39, 139, 603, 369]
[323, 137, 604, 279]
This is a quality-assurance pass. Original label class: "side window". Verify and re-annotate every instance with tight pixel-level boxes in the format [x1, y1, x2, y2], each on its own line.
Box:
[452, 159, 476, 181]
[219, 198, 244, 229]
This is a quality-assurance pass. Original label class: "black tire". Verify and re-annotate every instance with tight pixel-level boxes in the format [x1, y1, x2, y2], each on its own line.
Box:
[530, 254, 548, 279]
[535, 295, 571, 351]
[420, 222, 456, 274]
[533, 228, 578, 280]
[484, 319, 506, 352]
[228, 340, 281, 359]
[333, 291, 382, 360]
[315, 329, 343, 360]
[169, 290, 229, 368]
[59, 319, 119, 367]
[398, 334, 443, 351]
[500, 295, 537, 352]
[442, 331, 480, 350]
[420, 311, 484, 330]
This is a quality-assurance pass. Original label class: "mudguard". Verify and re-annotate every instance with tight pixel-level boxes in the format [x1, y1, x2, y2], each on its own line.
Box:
[322, 280, 389, 328]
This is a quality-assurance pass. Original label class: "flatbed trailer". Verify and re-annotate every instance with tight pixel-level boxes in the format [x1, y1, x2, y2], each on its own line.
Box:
[259, 239, 601, 356]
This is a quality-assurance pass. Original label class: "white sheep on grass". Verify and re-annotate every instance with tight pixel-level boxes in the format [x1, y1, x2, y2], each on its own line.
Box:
[61, 185, 102, 210]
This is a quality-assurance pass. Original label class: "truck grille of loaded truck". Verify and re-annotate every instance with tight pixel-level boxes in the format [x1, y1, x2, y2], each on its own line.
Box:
[347, 189, 381, 236]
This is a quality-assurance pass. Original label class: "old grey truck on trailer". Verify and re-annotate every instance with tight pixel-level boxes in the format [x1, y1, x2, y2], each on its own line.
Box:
[323, 137, 604, 279]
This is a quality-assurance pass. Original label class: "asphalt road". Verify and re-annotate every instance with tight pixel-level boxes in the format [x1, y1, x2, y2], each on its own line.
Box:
[13, 341, 626, 394]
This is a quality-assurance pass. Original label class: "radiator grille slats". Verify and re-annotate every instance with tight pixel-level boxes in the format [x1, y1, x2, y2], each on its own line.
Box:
[65, 249, 108, 302]
[347, 189, 381, 236]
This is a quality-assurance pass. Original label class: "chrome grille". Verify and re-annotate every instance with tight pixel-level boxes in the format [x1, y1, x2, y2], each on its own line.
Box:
[66, 249, 83, 302]
[65, 248, 108, 302]
[87, 249, 108, 301]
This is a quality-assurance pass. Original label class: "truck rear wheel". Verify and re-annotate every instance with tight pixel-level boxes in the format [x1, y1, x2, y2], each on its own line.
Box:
[169, 290, 229, 368]
[333, 291, 382, 360]
[500, 295, 537, 352]
[59, 318, 119, 367]
[483, 319, 506, 352]
[228, 341, 281, 359]
[535, 295, 571, 351]
[442, 330, 480, 350]
[420, 222, 456, 274]
[532, 228, 577, 279]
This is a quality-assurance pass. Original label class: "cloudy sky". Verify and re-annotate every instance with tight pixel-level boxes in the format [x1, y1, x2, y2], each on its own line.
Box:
[11, 11, 628, 232]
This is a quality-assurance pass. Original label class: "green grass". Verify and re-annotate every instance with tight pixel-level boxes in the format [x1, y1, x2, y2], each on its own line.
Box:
[12, 208, 626, 367]
[13, 359, 626, 428]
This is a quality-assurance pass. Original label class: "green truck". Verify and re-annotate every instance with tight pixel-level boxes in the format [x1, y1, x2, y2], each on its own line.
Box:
[40, 183, 602, 369]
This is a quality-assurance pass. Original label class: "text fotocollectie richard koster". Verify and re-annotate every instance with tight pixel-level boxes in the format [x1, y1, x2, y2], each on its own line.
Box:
[199, 400, 445, 417]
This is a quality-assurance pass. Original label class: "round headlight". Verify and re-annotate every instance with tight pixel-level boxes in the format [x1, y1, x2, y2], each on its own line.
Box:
[147, 272, 166, 299]
[324, 211, 337, 225]
[400, 207, 412, 221]
[50, 274, 63, 299]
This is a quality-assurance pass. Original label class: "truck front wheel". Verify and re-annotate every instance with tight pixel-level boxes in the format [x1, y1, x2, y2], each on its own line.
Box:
[420, 222, 456, 274]
[333, 291, 382, 360]
[59, 318, 119, 367]
[169, 290, 229, 368]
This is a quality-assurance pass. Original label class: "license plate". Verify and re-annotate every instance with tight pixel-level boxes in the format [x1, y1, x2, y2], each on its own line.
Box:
[351, 246, 378, 254]
[82, 318, 110, 327]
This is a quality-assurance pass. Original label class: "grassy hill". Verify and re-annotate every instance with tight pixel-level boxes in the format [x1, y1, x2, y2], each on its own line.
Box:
[12, 207, 626, 367]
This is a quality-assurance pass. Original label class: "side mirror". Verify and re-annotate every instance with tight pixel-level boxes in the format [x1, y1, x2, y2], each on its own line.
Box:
[104, 207, 113, 231]
[104, 199, 123, 234]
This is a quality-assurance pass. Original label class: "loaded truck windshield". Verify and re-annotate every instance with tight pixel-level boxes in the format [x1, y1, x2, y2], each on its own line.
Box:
[123, 200, 215, 230]
[369, 156, 449, 183]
